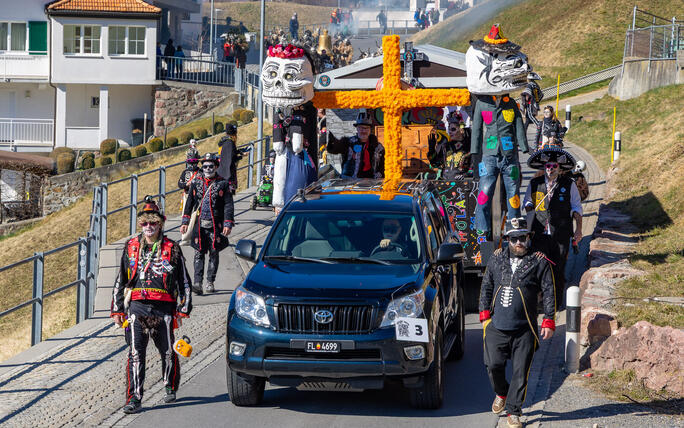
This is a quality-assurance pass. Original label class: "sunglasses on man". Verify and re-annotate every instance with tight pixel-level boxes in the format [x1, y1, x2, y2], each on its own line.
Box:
[545, 162, 559, 169]
[202, 164, 216, 170]
[508, 235, 528, 244]
[383, 224, 399, 233]
[140, 221, 159, 227]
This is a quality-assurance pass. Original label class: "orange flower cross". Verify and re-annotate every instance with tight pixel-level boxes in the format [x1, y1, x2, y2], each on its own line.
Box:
[312, 35, 471, 192]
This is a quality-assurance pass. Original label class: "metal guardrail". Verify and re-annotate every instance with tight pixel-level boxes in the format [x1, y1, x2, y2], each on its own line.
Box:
[0, 136, 271, 347]
[537, 65, 622, 100]
[157, 56, 236, 86]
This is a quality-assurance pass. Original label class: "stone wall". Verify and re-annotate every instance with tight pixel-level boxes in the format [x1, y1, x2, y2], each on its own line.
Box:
[42, 144, 190, 216]
[154, 82, 238, 136]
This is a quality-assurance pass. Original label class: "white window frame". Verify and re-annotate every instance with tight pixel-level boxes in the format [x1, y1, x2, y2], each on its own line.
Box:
[63, 24, 101, 56]
[0, 21, 29, 54]
[108, 25, 145, 57]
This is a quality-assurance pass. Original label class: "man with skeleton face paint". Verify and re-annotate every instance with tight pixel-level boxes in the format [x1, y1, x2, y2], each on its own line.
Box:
[180, 153, 234, 294]
[111, 196, 192, 413]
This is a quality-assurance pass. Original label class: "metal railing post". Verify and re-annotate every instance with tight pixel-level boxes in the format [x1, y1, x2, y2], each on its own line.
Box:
[159, 166, 166, 212]
[87, 232, 96, 318]
[31, 252, 44, 346]
[77, 238, 87, 323]
[247, 143, 254, 188]
[648, 21, 654, 71]
[100, 184, 108, 246]
[129, 175, 138, 236]
[256, 137, 263, 183]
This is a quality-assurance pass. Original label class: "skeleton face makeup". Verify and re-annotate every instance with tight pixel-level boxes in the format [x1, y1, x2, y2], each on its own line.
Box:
[202, 163, 217, 178]
[261, 55, 314, 108]
[465, 46, 531, 95]
[141, 221, 160, 239]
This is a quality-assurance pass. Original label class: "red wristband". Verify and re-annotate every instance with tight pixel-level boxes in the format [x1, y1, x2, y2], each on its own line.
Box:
[541, 318, 555, 330]
[479, 310, 491, 322]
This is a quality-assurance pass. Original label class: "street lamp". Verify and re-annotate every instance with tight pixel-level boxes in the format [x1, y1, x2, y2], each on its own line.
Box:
[214, 8, 222, 59]
[257, 0, 265, 180]
[209, 0, 214, 58]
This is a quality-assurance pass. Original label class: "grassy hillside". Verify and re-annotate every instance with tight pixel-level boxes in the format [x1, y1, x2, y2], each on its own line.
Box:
[569, 84, 684, 329]
[0, 120, 269, 361]
[205, 2, 333, 33]
[413, 0, 681, 89]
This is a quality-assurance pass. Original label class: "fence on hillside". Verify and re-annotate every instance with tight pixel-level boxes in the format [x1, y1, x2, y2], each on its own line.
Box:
[0, 136, 270, 348]
[622, 6, 682, 72]
[538, 65, 622, 100]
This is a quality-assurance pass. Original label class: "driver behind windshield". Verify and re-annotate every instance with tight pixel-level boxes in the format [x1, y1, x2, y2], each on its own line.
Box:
[376, 218, 408, 256]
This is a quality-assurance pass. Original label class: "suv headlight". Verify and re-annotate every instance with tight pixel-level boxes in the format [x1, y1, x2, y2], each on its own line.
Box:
[380, 289, 425, 327]
[235, 286, 271, 327]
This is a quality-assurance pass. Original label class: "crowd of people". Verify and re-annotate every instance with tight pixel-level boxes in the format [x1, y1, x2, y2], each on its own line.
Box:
[264, 26, 355, 70]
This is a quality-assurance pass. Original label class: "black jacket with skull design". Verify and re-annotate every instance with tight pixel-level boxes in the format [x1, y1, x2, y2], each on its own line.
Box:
[181, 176, 234, 252]
[479, 246, 555, 339]
[327, 133, 385, 179]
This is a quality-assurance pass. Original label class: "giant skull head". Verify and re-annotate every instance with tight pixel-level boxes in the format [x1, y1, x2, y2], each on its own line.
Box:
[465, 24, 532, 95]
[261, 45, 314, 108]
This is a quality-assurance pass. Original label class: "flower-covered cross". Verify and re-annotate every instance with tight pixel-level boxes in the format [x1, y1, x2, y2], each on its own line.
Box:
[312, 35, 471, 192]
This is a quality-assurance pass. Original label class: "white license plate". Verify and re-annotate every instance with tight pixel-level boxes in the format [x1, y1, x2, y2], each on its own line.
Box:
[305, 341, 340, 353]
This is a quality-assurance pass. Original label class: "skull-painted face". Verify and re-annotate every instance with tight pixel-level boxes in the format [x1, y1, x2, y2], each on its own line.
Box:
[465, 46, 531, 95]
[261, 54, 314, 108]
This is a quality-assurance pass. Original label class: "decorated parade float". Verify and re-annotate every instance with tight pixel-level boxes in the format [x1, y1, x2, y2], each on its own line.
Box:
[261, 29, 536, 295]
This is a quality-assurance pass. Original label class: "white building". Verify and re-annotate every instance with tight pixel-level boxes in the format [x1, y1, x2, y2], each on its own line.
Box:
[0, 0, 163, 152]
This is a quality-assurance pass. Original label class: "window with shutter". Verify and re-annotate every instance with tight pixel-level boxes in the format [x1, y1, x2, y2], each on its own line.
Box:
[28, 21, 47, 55]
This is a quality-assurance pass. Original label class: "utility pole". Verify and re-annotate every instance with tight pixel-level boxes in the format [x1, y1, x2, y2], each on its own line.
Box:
[257, 0, 265, 180]
[209, 0, 214, 57]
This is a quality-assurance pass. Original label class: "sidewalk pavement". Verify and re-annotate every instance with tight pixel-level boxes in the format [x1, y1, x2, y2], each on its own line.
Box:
[0, 188, 274, 427]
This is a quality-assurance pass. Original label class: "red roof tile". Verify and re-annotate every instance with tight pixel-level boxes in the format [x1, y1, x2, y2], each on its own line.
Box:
[47, 0, 161, 14]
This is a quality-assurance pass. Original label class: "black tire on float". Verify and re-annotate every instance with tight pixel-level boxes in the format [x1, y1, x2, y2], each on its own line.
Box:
[448, 286, 466, 361]
[226, 363, 265, 406]
[409, 329, 444, 409]
[251, 197, 257, 210]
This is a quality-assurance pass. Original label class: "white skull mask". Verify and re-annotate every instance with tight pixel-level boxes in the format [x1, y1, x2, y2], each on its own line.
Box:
[466, 46, 531, 95]
[261, 55, 314, 108]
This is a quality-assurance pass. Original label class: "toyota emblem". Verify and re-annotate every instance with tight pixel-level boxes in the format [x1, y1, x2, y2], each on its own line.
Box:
[314, 310, 334, 324]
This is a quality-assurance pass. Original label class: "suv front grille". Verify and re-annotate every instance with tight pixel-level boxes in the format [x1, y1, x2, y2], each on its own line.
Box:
[274, 304, 376, 334]
[264, 347, 381, 360]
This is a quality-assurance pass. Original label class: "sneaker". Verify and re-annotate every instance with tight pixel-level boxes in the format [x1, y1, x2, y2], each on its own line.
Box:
[492, 395, 506, 414]
[506, 414, 523, 428]
[122, 400, 142, 414]
[204, 282, 215, 293]
[164, 387, 176, 403]
[192, 283, 204, 296]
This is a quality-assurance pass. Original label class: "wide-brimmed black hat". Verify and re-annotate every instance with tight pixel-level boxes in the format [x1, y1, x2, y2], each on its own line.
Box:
[199, 152, 219, 166]
[527, 147, 576, 171]
[353, 110, 373, 127]
[469, 24, 521, 54]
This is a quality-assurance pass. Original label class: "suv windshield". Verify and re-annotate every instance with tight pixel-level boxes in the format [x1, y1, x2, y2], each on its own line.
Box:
[264, 212, 423, 264]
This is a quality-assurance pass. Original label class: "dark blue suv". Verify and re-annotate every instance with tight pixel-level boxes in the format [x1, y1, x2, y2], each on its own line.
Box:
[227, 178, 466, 409]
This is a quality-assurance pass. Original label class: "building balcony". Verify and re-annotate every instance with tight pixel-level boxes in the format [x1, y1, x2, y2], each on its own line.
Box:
[0, 55, 49, 82]
[0, 118, 54, 152]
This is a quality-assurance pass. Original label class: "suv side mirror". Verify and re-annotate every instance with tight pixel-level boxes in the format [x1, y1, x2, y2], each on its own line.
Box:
[235, 239, 257, 262]
[436, 242, 465, 264]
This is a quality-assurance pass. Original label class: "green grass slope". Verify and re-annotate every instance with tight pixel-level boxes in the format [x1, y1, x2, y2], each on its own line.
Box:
[569, 84, 684, 329]
[206, 2, 333, 33]
[414, 0, 681, 89]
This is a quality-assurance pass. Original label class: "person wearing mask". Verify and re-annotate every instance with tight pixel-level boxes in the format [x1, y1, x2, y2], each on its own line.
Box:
[163, 39, 175, 77]
[327, 111, 385, 179]
[523, 147, 582, 309]
[535, 106, 566, 150]
[110, 197, 192, 414]
[217, 124, 242, 194]
[479, 217, 556, 428]
[180, 153, 234, 295]
[373, 217, 409, 257]
[289, 13, 299, 41]
[428, 116, 472, 178]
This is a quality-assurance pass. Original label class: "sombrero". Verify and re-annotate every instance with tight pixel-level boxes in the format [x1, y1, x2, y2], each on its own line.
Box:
[527, 147, 576, 171]
[469, 24, 521, 54]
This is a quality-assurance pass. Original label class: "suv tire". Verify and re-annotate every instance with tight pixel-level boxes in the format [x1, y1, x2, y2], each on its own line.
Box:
[448, 286, 466, 361]
[226, 363, 265, 406]
[409, 328, 444, 409]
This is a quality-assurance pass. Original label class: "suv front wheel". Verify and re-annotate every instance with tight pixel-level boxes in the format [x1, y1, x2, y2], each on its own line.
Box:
[409, 328, 444, 409]
[227, 364, 265, 406]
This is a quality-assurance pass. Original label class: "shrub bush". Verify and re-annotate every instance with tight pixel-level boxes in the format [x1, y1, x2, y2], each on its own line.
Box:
[100, 139, 117, 155]
[165, 136, 179, 148]
[179, 131, 194, 145]
[213, 121, 224, 134]
[133, 145, 148, 157]
[56, 153, 75, 174]
[100, 156, 113, 166]
[50, 147, 75, 159]
[197, 128, 209, 139]
[232, 109, 245, 121]
[240, 110, 255, 123]
[81, 157, 95, 170]
[82, 151, 95, 159]
[147, 138, 163, 153]
[117, 149, 132, 162]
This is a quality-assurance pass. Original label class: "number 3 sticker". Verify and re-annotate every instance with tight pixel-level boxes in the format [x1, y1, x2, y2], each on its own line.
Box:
[395, 317, 429, 343]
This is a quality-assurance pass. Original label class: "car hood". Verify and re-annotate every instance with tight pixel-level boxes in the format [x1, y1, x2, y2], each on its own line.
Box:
[244, 262, 425, 299]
